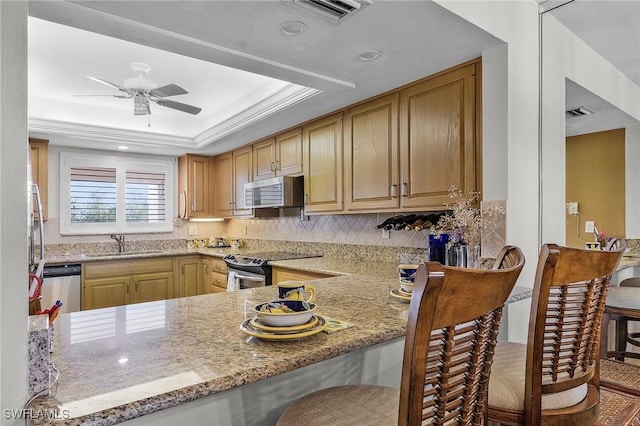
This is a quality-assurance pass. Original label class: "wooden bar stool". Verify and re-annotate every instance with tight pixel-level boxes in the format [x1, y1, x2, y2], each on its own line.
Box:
[601, 279, 640, 361]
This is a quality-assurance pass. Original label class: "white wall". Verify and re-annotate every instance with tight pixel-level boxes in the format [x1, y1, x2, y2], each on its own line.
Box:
[627, 124, 640, 237]
[0, 1, 29, 423]
[435, 0, 541, 343]
[541, 13, 640, 245]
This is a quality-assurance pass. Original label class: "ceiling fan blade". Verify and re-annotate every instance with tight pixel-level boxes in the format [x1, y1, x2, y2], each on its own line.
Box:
[149, 84, 188, 98]
[87, 76, 131, 94]
[154, 99, 202, 115]
[72, 94, 132, 98]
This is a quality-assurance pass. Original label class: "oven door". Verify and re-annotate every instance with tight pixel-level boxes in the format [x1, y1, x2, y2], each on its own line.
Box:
[228, 268, 266, 289]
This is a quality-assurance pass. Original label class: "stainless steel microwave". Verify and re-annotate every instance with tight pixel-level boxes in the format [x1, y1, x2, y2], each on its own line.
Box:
[244, 176, 304, 209]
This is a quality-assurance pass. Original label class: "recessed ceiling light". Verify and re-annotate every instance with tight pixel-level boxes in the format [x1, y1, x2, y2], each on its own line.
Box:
[358, 49, 382, 61]
[118, 145, 129, 150]
[279, 21, 307, 36]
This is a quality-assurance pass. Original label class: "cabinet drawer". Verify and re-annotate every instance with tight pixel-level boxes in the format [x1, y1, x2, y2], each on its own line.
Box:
[83, 257, 173, 279]
[210, 258, 227, 274]
[272, 267, 333, 283]
[211, 271, 227, 291]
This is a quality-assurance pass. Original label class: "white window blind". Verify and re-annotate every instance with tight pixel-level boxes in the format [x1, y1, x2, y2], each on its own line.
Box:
[70, 166, 117, 223]
[60, 153, 174, 235]
[125, 170, 166, 223]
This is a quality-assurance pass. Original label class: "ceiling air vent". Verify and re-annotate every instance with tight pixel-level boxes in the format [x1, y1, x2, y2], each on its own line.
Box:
[566, 106, 596, 118]
[284, 0, 373, 23]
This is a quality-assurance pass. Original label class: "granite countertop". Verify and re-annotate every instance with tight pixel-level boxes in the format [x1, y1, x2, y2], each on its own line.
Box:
[31, 254, 532, 426]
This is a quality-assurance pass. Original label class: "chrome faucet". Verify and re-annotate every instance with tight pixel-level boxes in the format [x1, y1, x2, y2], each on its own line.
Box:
[110, 233, 125, 253]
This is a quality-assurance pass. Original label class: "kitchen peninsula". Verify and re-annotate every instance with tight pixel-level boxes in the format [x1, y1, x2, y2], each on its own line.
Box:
[30, 252, 532, 426]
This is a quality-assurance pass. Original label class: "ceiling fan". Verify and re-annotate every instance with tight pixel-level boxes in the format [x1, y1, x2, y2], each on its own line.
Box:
[78, 62, 202, 116]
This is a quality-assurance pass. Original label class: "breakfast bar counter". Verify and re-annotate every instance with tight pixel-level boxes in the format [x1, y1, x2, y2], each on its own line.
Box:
[30, 263, 532, 426]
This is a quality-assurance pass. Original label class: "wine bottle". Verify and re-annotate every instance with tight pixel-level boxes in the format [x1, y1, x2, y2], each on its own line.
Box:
[376, 215, 405, 230]
[394, 214, 417, 230]
[404, 214, 429, 231]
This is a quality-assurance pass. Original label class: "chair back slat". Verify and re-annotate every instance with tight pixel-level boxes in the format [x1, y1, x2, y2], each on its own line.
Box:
[526, 243, 626, 415]
[399, 246, 525, 426]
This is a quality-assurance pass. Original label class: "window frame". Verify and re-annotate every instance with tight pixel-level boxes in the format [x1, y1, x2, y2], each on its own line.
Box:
[60, 152, 174, 235]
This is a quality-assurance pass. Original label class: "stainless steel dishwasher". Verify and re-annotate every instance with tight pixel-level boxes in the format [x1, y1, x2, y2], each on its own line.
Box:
[41, 264, 82, 313]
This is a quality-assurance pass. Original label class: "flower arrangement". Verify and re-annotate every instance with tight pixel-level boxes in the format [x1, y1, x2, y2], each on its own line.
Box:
[432, 186, 505, 249]
[595, 229, 608, 248]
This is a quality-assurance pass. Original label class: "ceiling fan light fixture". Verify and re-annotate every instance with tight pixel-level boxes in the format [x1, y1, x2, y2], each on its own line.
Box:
[134, 93, 150, 115]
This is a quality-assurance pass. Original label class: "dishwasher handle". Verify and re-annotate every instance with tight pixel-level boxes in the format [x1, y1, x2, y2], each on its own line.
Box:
[43, 264, 82, 278]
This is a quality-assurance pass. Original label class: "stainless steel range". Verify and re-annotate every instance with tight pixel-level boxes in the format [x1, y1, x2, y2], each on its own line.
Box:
[223, 252, 322, 289]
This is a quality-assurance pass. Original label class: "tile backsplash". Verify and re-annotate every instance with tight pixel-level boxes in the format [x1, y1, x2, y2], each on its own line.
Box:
[226, 213, 431, 249]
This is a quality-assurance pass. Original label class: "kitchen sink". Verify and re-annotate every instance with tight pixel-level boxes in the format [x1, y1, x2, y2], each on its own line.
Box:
[85, 250, 164, 258]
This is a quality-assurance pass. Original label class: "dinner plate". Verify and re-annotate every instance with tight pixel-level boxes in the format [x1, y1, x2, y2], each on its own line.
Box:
[250, 315, 320, 333]
[389, 288, 412, 302]
[240, 316, 327, 341]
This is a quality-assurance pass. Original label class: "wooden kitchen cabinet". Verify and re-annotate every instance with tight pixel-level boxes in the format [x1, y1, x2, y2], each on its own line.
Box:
[83, 275, 131, 310]
[213, 147, 253, 218]
[399, 61, 479, 209]
[233, 146, 253, 217]
[253, 127, 303, 181]
[178, 154, 211, 219]
[303, 113, 344, 214]
[272, 266, 334, 283]
[344, 94, 399, 212]
[82, 257, 176, 310]
[132, 271, 174, 304]
[213, 152, 233, 217]
[29, 138, 49, 220]
[177, 256, 202, 297]
[204, 257, 227, 293]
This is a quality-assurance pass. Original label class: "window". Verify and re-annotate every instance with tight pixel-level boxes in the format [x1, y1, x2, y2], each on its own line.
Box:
[60, 153, 174, 234]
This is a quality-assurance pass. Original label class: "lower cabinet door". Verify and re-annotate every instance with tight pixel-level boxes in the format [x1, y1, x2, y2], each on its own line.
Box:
[83, 276, 131, 310]
[132, 271, 174, 304]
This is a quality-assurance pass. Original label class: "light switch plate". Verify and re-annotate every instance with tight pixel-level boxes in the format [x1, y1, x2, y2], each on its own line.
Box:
[188, 226, 197, 236]
[381, 229, 390, 239]
[585, 221, 595, 233]
[567, 202, 579, 215]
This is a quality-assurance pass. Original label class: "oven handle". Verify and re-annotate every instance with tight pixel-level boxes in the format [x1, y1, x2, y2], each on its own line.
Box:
[233, 274, 265, 282]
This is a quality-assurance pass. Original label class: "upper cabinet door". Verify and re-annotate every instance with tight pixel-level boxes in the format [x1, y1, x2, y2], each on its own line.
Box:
[399, 63, 478, 209]
[29, 138, 49, 220]
[232, 145, 253, 217]
[213, 152, 233, 218]
[253, 137, 276, 181]
[275, 127, 303, 177]
[303, 114, 343, 214]
[178, 154, 210, 219]
[344, 94, 399, 212]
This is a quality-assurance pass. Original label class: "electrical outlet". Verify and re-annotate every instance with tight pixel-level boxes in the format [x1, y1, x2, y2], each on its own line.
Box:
[381, 229, 390, 239]
[188, 226, 197, 236]
[567, 202, 579, 215]
[585, 221, 595, 233]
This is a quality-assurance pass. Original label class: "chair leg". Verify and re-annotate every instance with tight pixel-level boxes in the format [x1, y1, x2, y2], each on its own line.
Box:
[615, 318, 628, 362]
[601, 312, 611, 359]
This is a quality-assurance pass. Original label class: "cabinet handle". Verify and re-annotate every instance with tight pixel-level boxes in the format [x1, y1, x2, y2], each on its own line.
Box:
[304, 194, 309, 205]
[191, 204, 195, 212]
[391, 184, 398, 198]
[181, 265, 184, 274]
[401, 183, 408, 197]
[275, 160, 280, 171]
[270, 162, 275, 172]
[135, 283, 138, 292]
[204, 265, 208, 273]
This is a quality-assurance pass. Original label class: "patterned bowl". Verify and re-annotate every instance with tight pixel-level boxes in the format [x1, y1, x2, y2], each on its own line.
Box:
[253, 300, 316, 327]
